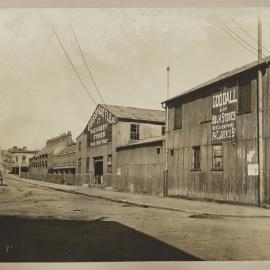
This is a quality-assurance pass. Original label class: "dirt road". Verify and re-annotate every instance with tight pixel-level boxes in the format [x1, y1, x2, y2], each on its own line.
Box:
[1, 176, 270, 261]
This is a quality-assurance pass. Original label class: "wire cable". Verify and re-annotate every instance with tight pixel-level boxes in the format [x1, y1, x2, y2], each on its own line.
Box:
[68, 21, 106, 104]
[213, 14, 266, 58]
[210, 15, 260, 58]
[228, 16, 270, 54]
[51, 24, 97, 106]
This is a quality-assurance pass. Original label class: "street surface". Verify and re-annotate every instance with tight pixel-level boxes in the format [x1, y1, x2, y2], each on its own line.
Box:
[1, 175, 270, 261]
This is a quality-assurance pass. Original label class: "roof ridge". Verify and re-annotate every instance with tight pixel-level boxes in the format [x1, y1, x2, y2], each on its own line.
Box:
[164, 55, 270, 104]
[101, 103, 164, 112]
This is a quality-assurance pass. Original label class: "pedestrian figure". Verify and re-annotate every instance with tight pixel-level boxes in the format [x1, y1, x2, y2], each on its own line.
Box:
[0, 170, 3, 186]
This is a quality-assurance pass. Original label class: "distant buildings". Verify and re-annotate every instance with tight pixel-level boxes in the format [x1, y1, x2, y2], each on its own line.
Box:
[53, 143, 76, 174]
[29, 131, 74, 175]
[0, 149, 12, 172]
[8, 146, 38, 175]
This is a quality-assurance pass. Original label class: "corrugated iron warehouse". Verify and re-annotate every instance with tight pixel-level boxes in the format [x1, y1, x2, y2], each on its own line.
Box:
[21, 56, 270, 207]
[163, 56, 270, 205]
[76, 104, 165, 192]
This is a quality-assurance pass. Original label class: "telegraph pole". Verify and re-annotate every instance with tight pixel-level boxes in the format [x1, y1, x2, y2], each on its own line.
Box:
[258, 11, 264, 206]
[164, 66, 170, 197]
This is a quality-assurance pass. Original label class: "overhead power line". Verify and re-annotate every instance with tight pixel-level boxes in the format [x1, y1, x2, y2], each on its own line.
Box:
[228, 16, 270, 54]
[51, 24, 97, 106]
[68, 21, 106, 104]
[214, 15, 266, 57]
[211, 15, 263, 58]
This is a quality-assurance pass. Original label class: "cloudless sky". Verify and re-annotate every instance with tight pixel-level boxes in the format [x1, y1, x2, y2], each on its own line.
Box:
[1, 8, 270, 150]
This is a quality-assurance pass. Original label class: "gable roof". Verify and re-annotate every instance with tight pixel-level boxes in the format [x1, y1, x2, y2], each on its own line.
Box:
[163, 56, 270, 105]
[100, 104, 165, 124]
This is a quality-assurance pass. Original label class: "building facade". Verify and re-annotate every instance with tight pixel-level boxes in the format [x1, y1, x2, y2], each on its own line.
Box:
[114, 136, 165, 195]
[0, 149, 12, 173]
[9, 146, 38, 175]
[163, 56, 270, 205]
[76, 104, 165, 190]
[29, 132, 73, 176]
[53, 143, 76, 174]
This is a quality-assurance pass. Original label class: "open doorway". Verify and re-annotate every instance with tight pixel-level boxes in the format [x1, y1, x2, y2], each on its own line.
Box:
[94, 156, 103, 184]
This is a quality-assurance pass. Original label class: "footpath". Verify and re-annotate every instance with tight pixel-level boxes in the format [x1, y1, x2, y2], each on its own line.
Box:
[9, 175, 270, 218]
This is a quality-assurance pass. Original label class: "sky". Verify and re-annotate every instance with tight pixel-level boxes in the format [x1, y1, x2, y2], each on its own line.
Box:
[1, 7, 270, 150]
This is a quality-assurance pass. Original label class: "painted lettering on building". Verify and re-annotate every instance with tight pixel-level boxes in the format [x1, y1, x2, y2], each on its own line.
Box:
[211, 85, 238, 143]
[87, 106, 117, 147]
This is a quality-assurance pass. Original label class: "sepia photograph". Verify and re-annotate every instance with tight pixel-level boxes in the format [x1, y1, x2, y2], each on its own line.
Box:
[1, 1, 270, 267]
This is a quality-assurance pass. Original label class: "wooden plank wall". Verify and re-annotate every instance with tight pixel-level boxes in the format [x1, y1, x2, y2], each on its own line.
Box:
[167, 71, 261, 205]
[113, 144, 164, 196]
[263, 64, 270, 204]
[113, 121, 163, 148]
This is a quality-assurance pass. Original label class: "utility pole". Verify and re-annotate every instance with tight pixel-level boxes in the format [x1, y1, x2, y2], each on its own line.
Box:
[258, 11, 264, 206]
[164, 66, 170, 197]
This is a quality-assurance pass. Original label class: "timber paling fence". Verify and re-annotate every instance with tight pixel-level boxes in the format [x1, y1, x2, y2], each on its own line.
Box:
[20, 172, 83, 186]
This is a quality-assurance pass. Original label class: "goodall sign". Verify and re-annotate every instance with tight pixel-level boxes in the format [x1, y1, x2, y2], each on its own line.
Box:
[211, 85, 238, 143]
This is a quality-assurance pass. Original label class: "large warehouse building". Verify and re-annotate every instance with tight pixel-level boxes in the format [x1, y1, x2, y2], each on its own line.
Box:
[76, 104, 165, 191]
[163, 56, 270, 205]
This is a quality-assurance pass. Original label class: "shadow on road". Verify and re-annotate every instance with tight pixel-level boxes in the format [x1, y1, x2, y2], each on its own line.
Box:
[0, 215, 201, 262]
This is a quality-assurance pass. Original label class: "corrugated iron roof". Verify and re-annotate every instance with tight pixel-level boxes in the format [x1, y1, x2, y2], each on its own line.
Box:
[33, 141, 72, 157]
[57, 144, 76, 156]
[100, 104, 165, 124]
[163, 56, 270, 104]
[116, 136, 165, 150]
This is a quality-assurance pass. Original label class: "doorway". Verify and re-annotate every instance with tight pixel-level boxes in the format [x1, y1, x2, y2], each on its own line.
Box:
[94, 156, 103, 184]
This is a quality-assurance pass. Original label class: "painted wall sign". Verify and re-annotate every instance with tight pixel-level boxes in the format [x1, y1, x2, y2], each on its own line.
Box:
[248, 163, 259, 176]
[211, 84, 238, 143]
[87, 106, 117, 147]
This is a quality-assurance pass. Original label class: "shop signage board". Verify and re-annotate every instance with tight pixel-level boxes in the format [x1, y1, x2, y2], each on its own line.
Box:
[211, 84, 238, 143]
[86, 106, 117, 147]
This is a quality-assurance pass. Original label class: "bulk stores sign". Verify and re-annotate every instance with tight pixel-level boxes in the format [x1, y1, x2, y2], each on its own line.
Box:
[87, 106, 117, 147]
[211, 85, 238, 143]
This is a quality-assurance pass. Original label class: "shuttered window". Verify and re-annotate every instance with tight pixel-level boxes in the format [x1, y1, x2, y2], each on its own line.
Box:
[108, 124, 112, 142]
[174, 105, 182, 129]
[193, 146, 201, 170]
[86, 157, 90, 173]
[238, 79, 251, 114]
[78, 158, 81, 173]
[107, 155, 112, 173]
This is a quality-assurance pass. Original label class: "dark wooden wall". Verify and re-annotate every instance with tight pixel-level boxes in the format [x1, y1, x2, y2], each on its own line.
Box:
[167, 68, 266, 205]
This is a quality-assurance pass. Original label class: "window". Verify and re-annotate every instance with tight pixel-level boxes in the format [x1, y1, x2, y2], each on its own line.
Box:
[174, 105, 182, 129]
[78, 141, 82, 151]
[107, 155, 112, 173]
[212, 144, 223, 170]
[22, 156, 26, 163]
[238, 79, 251, 114]
[130, 124, 140, 140]
[108, 124, 112, 142]
[16, 156, 18, 162]
[157, 148, 161, 155]
[162, 126, 166, 136]
[86, 157, 90, 173]
[192, 146, 201, 170]
[170, 149, 174, 156]
[78, 158, 81, 173]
